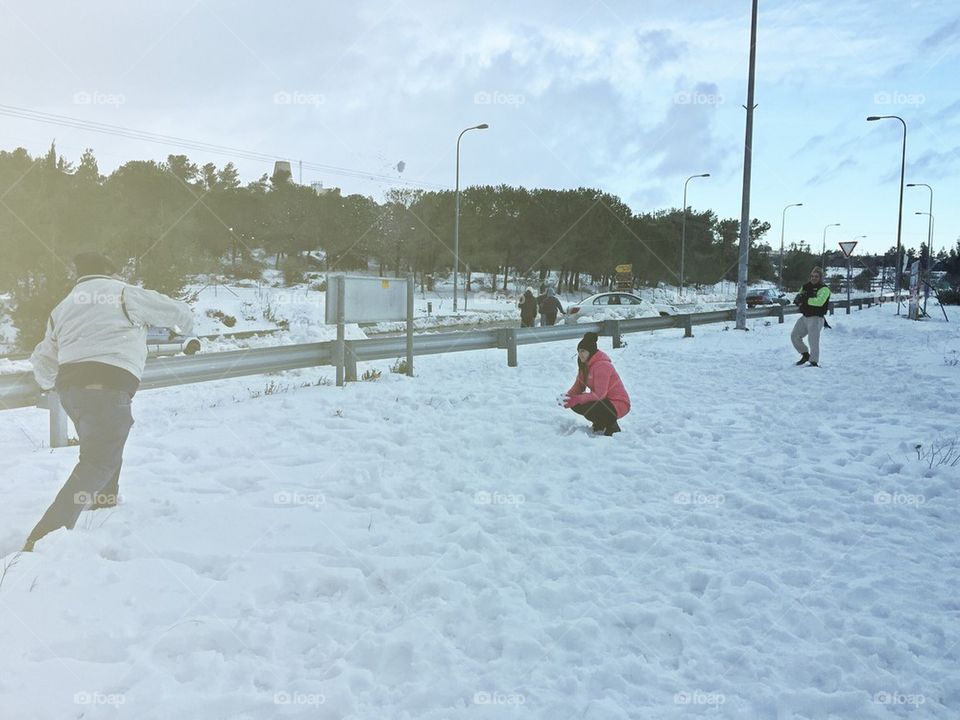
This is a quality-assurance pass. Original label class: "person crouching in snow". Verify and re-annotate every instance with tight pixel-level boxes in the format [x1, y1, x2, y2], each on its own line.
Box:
[562, 332, 630, 436]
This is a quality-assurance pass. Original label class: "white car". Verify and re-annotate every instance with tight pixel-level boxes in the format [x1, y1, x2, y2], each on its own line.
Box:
[146, 326, 202, 356]
[564, 292, 669, 324]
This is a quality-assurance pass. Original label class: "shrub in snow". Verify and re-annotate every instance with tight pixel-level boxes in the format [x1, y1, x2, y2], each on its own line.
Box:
[223, 258, 264, 281]
[281, 255, 312, 286]
[205, 308, 237, 327]
[915, 436, 960, 468]
[938, 288, 960, 305]
[0, 552, 22, 592]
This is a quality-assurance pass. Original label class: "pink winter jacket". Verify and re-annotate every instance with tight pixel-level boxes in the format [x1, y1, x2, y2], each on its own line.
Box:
[566, 350, 631, 418]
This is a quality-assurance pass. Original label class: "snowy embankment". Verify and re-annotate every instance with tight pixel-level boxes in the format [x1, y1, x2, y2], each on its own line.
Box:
[0, 293, 17, 356]
[1, 307, 958, 719]
[0, 273, 884, 359]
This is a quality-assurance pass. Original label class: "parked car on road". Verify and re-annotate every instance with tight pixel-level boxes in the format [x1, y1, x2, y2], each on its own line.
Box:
[146, 326, 201, 356]
[746, 288, 789, 307]
[564, 292, 670, 323]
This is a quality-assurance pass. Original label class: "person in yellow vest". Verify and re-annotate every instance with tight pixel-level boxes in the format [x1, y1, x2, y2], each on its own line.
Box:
[791, 266, 831, 367]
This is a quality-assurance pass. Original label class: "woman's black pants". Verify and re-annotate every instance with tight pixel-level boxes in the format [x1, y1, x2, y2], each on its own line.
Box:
[571, 399, 619, 430]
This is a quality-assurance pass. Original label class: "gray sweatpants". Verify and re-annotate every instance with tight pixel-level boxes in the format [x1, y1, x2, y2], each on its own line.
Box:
[25, 387, 133, 549]
[791, 315, 825, 363]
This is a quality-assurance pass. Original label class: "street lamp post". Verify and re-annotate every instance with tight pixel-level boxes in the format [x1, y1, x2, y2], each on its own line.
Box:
[867, 115, 907, 313]
[453, 123, 489, 312]
[907, 183, 933, 257]
[915, 211, 935, 315]
[821, 223, 840, 270]
[779, 203, 803, 292]
[733, 0, 760, 331]
[680, 173, 710, 297]
[907, 183, 934, 310]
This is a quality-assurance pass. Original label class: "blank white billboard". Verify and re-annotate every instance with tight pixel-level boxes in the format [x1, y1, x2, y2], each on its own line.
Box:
[325, 275, 409, 324]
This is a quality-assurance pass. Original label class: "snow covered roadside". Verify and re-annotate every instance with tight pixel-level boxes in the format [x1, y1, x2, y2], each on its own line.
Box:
[0, 306, 958, 719]
[0, 293, 17, 356]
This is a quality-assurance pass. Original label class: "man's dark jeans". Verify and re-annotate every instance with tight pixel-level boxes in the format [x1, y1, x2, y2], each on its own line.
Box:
[571, 399, 619, 431]
[25, 388, 134, 550]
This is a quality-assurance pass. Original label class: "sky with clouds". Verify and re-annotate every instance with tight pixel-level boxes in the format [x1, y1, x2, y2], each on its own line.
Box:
[1, 0, 957, 256]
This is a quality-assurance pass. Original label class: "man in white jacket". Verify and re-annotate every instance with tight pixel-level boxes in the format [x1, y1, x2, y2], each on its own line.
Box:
[24, 253, 194, 551]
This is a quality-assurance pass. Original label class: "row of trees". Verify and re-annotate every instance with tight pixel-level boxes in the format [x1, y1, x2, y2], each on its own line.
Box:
[0, 145, 783, 289]
[1, 144, 952, 347]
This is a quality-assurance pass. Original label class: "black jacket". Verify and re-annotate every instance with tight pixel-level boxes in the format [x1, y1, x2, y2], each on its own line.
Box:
[538, 296, 564, 321]
[519, 293, 538, 323]
[794, 281, 830, 318]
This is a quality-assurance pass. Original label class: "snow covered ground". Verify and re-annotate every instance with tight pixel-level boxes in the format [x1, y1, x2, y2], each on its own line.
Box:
[0, 293, 17, 356]
[183, 277, 667, 339]
[175, 277, 880, 346]
[1, 305, 958, 719]
[1, 272, 884, 358]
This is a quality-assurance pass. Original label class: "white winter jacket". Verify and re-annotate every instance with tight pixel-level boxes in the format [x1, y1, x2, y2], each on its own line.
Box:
[30, 275, 194, 390]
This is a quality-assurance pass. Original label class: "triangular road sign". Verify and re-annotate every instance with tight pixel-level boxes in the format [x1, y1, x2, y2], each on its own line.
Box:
[838, 240, 858, 257]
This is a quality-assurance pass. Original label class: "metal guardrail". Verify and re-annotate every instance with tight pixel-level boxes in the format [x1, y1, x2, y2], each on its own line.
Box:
[0, 296, 885, 446]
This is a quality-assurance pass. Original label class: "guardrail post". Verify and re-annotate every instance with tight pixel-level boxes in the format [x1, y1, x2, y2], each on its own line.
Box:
[829, 302, 835, 316]
[336, 275, 346, 387]
[506, 328, 518, 367]
[775, 305, 785, 324]
[406, 273, 414, 377]
[40, 391, 69, 448]
[681, 313, 693, 338]
[857, 299, 863, 311]
[344, 342, 357, 382]
[605, 319, 623, 348]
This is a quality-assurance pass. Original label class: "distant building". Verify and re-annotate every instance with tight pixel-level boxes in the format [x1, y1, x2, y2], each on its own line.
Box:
[272, 160, 293, 183]
[311, 182, 339, 196]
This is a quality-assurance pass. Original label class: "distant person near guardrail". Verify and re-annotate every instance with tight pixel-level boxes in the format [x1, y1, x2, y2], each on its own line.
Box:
[518, 287, 538, 327]
[535, 283, 547, 326]
[538, 287, 566, 326]
[23, 253, 194, 552]
[791, 266, 831, 368]
[562, 332, 631, 436]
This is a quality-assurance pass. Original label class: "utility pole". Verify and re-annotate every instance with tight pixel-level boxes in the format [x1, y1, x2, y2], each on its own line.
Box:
[735, 0, 759, 330]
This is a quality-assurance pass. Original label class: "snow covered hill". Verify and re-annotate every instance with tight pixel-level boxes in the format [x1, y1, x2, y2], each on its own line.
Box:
[1, 306, 958, 719]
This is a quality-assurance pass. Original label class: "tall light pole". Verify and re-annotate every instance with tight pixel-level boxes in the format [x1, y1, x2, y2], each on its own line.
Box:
[734, 0, 759, 330]
[453, 122, 489, 312]
[821, 223, 840, 270]
[915, 211, 935, 314]
[779, 202, 802, 292]
[907, 182, 934, 264]
[867, 115, 907, 314]
[680, 173, 710, 296]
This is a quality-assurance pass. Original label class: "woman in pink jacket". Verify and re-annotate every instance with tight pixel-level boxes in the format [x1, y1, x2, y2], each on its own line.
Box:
[562, 332, 631, 436]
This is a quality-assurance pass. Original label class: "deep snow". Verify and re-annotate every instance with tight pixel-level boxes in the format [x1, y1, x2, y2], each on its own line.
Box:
[1, 304, 958, 719]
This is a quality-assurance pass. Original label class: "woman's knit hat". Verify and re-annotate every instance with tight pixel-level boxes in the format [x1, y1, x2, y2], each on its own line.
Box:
[577, 332, 599, 354]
